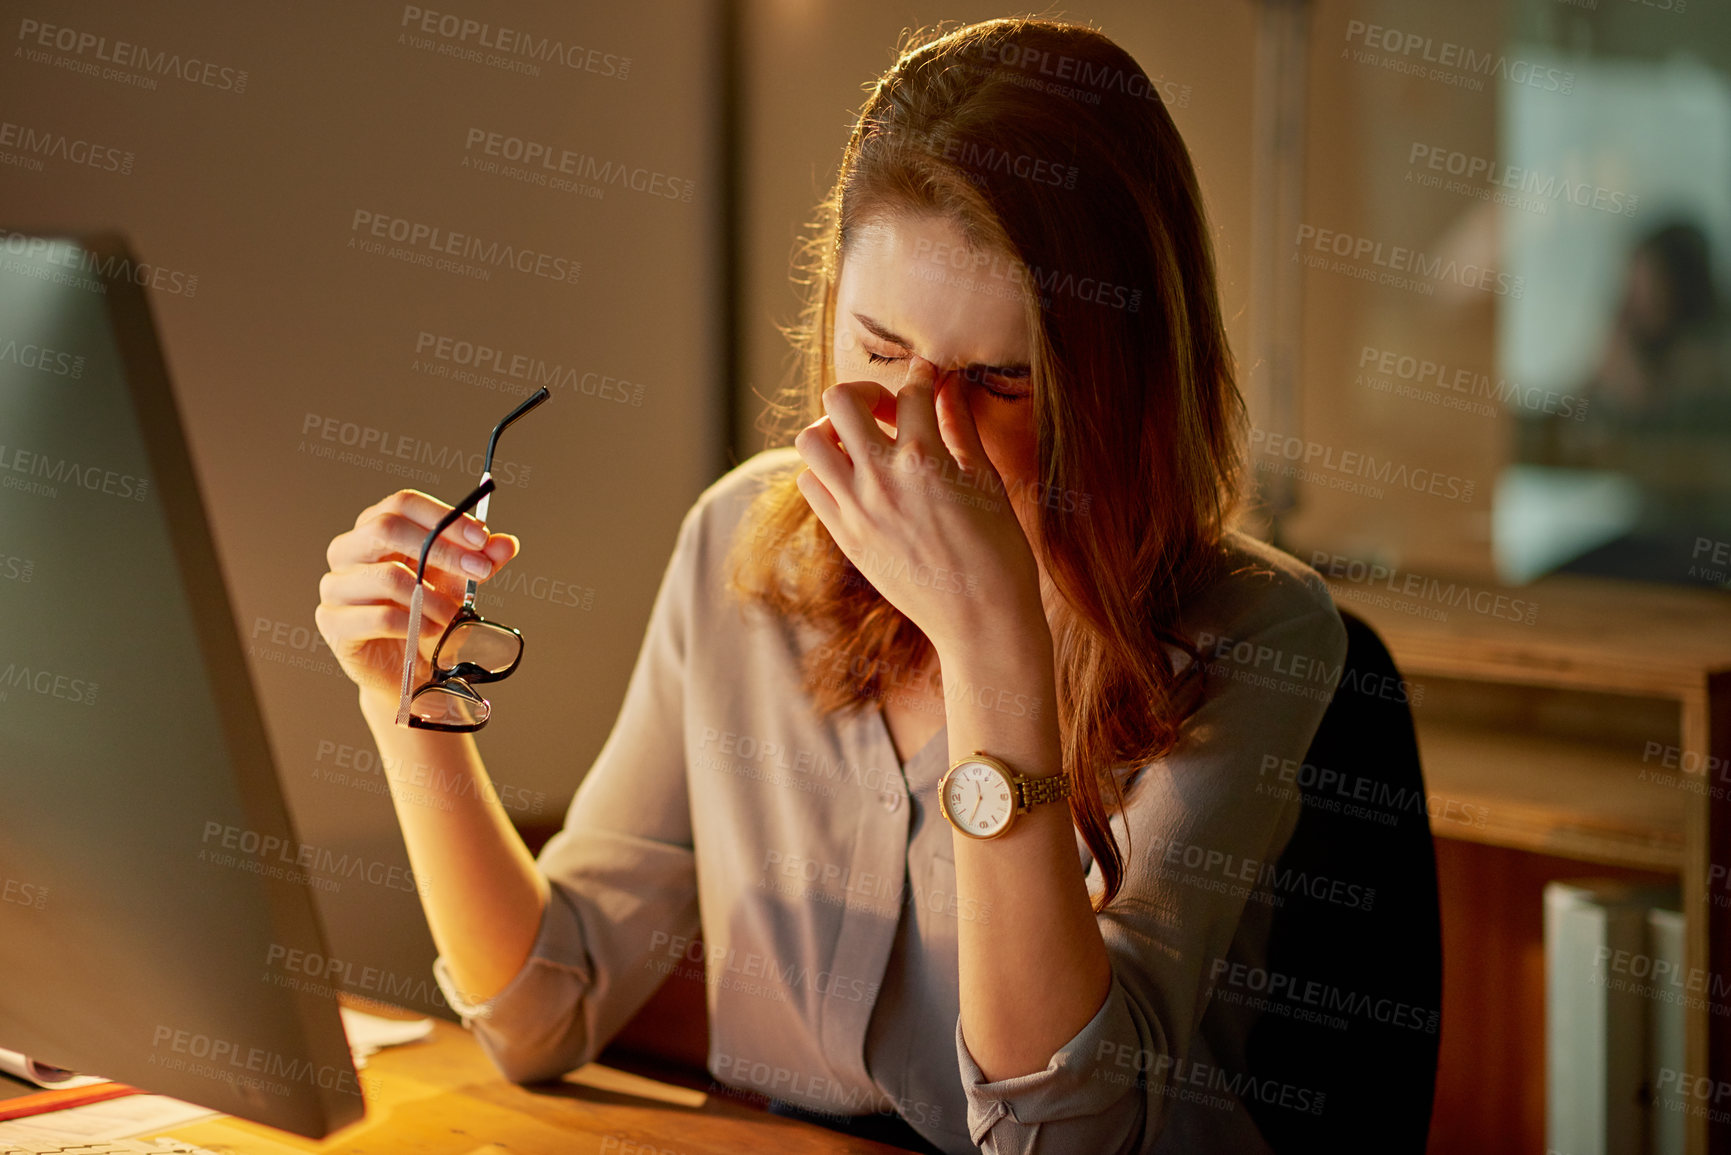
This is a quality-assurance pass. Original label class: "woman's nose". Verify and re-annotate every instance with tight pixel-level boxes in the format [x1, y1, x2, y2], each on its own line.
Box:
[907, 355, 957, 392]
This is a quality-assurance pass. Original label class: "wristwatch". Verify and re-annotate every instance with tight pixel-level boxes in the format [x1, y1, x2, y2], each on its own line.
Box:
[938, 750, 1071, 840]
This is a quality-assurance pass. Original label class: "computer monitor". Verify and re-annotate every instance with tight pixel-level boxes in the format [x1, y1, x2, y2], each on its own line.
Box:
[0, 232, 363, 1138]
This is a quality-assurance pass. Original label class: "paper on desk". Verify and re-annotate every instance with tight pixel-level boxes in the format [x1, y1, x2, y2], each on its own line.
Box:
[0, 1094, 216, 1144]
[339, 1007, 433, 1070]
[0, 1011, 428, 1142]
[0, 1049, 105, 1091]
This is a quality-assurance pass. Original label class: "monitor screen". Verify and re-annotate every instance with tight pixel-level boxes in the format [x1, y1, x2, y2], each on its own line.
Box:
[0, 232, 363, 1137]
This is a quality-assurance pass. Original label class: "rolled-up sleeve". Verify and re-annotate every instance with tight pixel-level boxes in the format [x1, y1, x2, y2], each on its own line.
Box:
[956, 562, 1349, 1154]
[430, 495, 710, 1085]
[956, 969, 1145, 1152]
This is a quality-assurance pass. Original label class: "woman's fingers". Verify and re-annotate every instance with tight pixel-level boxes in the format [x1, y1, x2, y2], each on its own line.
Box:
[328, 508, 505, 579]
[794, 416, 855, 512]
[313, 601, 442, 664]
[933, 371, 993, 477]
[793, 466, 844, 534]
[316, 490, 525, 695]
[890, 358, 948, 459]
[314, 601, 409, 646]
[353, 488, 487, 542]
[319, 561, 464, 626]
[338, 488, 507, 566]
[821, 379, 896, 466]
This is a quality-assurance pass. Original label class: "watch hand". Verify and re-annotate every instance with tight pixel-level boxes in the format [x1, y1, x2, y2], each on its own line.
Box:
[969, 783, 983, 824]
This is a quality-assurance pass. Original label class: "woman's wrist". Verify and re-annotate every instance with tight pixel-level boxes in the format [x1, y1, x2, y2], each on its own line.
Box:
[356, 683, 480, 778]
[358, 682, 396, 721]
[937, 614, 1061, 780]
[934, 607, 1055, 697]
[358, 682, 420, 735]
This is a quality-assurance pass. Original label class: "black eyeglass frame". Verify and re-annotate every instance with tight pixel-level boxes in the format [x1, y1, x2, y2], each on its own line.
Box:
[393, 388, 549, 732]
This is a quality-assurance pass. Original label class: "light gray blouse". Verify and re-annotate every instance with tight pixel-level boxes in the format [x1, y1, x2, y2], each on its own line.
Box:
[432, 446, 1349, 1154]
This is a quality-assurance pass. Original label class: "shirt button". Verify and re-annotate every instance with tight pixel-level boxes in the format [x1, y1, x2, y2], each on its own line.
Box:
[881, 790, 902, 811]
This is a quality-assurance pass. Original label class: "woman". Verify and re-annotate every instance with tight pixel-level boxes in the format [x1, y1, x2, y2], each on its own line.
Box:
[316, 18, 1346, 1154]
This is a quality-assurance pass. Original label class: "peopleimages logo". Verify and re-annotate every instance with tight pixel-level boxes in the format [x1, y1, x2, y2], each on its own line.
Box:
[149, 1026, 359, 1097]
[349, 210, 581, 285]
[972, 41, 1192, 107]
[463, 128, 695, 202]
[264, 944, 451, 1010]
[1146, 831, 1376, 912]
[0, 440, 151, 503]
[1293, 224, 1524, 299]
[709, 1050, 942, 1126]
[0, 229, 200, 298]
[1250, 427, 1476, 503]
[199, 821, 430, 897]
[0, 119, 134, 175]
[1356, 344, 1589, 422]
[0, 660, 98, 706]
[1406, 142, 1638, 218]
[2, 876, 48, 911]
[0, 551, 34, 583]
[398, 6, 630, 79]
[908, 236, 1143, 313]
[1341, 19, 1574, 95]
[1312, 551, 1539, 626]
[0, 335, 86, 380]
[413, 331, 646, 405]
[297, 411, 532, 487]
[1208, 957, 1441, 1034]
[15, 17, 250, 92]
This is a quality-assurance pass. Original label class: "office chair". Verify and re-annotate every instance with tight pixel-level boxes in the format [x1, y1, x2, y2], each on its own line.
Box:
[1240, 608, 1443, 1152]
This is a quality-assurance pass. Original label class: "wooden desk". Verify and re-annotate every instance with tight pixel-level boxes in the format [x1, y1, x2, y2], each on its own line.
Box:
[142, 1010, 920, 1155]
[1329, 571, 1731, 1155]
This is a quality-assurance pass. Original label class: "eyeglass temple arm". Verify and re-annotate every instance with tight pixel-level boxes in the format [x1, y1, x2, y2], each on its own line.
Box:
[468, 386, 549, 604]
[395, 476, 497, 726]
[464, 474, 490, 608]
[484, 387, 550, 473]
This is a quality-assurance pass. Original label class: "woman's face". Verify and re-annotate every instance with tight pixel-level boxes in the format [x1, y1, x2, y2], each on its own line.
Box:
[830, 213, 1041, 528]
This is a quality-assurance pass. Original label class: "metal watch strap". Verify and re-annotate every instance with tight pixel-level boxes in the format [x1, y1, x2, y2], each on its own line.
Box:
[1016, 771, 1072, 810]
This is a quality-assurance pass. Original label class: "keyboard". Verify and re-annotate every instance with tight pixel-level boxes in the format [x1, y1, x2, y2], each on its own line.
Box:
[0, 1140, 222, 1155]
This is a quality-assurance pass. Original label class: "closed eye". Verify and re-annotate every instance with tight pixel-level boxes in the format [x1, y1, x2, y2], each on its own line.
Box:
[865, 351, 1029, 402]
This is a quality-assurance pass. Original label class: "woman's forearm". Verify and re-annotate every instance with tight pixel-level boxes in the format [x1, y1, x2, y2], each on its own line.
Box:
[940, 624, 1113, 1082]
[357, 685, 550, 1006]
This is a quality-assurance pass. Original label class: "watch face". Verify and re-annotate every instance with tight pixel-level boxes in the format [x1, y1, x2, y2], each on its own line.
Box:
[942, 759, 1015, 838]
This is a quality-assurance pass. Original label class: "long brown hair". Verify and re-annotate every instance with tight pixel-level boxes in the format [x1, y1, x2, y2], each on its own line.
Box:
[725, 18, 1247, 911]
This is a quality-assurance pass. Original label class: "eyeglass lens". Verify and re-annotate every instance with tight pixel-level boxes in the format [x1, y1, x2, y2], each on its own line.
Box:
[435, 617, 521, 679]
[412, 680, 489, 729]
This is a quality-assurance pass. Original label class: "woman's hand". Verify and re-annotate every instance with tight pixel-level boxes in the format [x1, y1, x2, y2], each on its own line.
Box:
[792, 357, 1045, 659]
[315, 489, 520, 702]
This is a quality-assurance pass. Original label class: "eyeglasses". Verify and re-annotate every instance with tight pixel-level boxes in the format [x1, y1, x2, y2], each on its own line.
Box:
[394, 387, 549, 732]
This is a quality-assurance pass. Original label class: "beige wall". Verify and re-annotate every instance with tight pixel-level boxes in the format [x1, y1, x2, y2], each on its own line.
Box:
[1, 0, 722, 1009]
[1287, 0, 1504, 577]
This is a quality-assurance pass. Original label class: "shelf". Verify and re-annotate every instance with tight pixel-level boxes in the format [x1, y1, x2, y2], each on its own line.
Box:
[1323, 572, 1720, 870]
[1416, 721, 1685, 873]
[1327, 572, 1731, 699]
